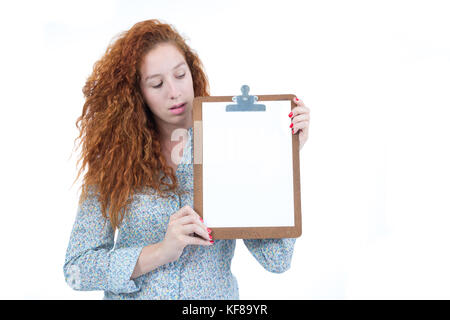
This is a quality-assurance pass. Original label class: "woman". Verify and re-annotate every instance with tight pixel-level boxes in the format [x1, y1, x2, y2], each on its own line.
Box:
[64, 19, 311, 299]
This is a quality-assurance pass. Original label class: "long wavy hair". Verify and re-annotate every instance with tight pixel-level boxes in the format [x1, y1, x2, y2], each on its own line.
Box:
[73, 19, 209, 231]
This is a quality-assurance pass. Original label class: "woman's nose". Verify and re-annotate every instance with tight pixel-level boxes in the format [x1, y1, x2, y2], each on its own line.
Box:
[166, 79, 181, 99]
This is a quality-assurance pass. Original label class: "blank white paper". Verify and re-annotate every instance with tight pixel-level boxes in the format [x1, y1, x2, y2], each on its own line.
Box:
[202, 100, 295, 228]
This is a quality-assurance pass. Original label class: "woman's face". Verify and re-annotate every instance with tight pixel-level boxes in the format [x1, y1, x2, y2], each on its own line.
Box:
[139, 42, 194, 132]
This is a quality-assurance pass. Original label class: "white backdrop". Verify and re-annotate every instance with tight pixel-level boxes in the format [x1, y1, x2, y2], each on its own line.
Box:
[0, 0, 449, 299]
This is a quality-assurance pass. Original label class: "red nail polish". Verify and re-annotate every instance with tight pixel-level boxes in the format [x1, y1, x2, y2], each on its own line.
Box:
[289, 123, 293, 128]
[288, 112, 293, 117]
[210, 240, 214, 244]
[209, 234, 213, 240]
[207, 228, 211, 233]
[295, 98, 299, 101]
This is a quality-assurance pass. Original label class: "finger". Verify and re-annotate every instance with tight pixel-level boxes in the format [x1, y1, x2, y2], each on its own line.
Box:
[170, 205, 201, 222]
[169, 205, 192, 221]
[176, 208, 205, 225]
[183, 224, 211, 241]
[183, 235, 213, 246]
[176, 215, 198, 225]
[177, 215, 210, 236]
[188, 208, 207, 228]
[293, 97, 306, 106]
[292, 121, 309, 134]
[177, 214, 207, 230]
[290, 106, 310, 117]
[291, 113, 310, 124]
[184, 206, 203, 221]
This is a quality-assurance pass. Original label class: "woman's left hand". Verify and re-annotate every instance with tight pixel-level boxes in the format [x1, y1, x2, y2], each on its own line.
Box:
[289, 97, 310, 151]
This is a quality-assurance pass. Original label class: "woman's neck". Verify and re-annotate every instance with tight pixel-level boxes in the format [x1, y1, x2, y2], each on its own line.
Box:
[157, 120, 192, 156]
[156, 113, 192, 145]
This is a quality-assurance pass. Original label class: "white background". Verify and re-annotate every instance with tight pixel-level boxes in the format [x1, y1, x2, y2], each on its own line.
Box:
[0, 0, 449, 299]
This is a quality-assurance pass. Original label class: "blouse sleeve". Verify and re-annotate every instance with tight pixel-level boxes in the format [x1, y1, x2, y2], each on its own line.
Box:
[243, 238, 296, 273]
[63, 190, 143, 294]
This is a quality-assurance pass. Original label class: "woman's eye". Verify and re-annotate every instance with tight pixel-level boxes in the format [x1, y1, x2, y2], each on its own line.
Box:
[151, 74, 185, 88]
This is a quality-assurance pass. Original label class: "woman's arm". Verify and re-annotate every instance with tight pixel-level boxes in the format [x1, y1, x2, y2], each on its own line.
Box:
[130, 242, 167, 279]
[63, 189, 143, 294]
[130, 205, 212, 279]
[243, 238, 297, 273]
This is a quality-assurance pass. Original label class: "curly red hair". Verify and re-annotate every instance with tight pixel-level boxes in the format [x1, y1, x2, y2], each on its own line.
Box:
[73, 19, 209, 231]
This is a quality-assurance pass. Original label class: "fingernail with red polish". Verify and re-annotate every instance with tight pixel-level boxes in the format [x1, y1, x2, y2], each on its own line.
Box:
[210, 240, 214, 244]
[207, 228, 211, 233]
[288, 112, 293, 117]
[289, 123, 293, 128]
[295, 98, 299, 101]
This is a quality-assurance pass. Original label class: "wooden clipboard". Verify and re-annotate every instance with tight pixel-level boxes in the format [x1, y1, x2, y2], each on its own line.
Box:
[193, 85, 302, 239]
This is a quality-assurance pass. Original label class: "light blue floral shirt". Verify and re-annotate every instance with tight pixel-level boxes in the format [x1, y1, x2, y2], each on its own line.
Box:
[63, 127, 297, 300]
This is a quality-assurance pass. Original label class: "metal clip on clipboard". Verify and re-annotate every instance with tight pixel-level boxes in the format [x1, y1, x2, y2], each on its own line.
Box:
[226, 85, 266, 112]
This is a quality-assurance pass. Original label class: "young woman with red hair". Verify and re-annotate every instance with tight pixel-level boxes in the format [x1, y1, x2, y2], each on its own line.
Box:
[63, 19, 310, 299]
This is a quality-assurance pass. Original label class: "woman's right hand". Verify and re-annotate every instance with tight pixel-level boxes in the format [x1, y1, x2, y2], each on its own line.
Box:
[160, 205, 213, 264]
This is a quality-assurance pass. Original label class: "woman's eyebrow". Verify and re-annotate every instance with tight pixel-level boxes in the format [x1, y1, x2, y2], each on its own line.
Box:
[145, 62, 186, 82]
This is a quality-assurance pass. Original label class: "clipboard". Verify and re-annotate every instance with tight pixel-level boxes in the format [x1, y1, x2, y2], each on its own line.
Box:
[193, 85, 302, 239]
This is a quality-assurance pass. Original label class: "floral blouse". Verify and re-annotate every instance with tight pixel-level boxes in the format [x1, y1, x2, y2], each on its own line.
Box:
[63, 127, 297, 299]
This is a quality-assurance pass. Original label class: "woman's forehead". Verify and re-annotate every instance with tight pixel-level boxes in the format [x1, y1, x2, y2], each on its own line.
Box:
[144, 43, 185, 66]
[141, 43, 187, 77]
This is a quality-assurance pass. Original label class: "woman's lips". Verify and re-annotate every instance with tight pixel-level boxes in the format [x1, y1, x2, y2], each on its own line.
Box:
[170, 102, 185, 109]
[169, 103, 186, 115]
